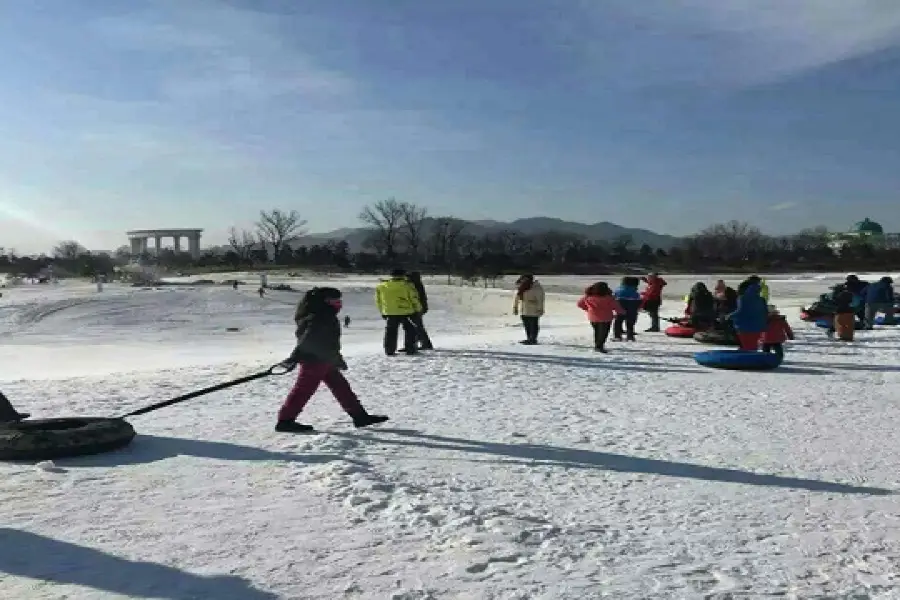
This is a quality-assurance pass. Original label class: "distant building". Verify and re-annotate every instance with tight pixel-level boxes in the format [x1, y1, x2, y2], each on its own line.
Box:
[828, 218, 900, 253]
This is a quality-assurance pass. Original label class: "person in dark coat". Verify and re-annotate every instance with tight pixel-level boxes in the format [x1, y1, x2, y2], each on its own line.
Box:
[685, 282, 716, 330]
[714, 284, 738, 317]
[277, 287, 388, 432]
[406, 271, 433, 350]
[845, 274, 869, 325]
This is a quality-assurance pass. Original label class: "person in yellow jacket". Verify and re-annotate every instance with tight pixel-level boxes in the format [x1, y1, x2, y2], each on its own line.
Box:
[375, 268, 422, 355]
[512, 274, 545, 344]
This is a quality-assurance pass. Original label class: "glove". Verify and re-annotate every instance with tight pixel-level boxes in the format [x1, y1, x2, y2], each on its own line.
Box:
[382, 315, 387, 320]
[277, 358, 298, 371]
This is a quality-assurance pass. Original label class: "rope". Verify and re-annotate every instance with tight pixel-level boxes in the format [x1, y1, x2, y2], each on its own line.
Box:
[120, 361, 296, 418]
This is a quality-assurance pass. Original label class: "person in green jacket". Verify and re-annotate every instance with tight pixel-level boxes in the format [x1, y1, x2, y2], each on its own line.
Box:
[375, 268, 422, 355]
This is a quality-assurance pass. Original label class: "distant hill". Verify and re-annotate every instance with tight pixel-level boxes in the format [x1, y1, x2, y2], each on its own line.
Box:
[298, 217, 680, 251]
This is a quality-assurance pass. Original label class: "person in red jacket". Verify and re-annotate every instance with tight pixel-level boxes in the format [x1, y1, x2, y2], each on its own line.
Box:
[577, 282, 624, 353]
[641, 272, 667, 332]
[761, 307, 794, 360]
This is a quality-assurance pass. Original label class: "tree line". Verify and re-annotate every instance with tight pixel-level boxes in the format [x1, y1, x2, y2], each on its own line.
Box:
[0, 200, 895, 279]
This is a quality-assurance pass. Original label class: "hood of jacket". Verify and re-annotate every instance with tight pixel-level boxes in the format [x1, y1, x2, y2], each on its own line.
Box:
[614, 283, 641, 300]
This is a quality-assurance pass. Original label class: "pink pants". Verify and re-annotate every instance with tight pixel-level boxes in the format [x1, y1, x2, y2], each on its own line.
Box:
[277, 362, 362, 422]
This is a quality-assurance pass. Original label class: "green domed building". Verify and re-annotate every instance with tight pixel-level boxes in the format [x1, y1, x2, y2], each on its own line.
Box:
[828, 217, 900, 253]
[852, 218, 884, 235]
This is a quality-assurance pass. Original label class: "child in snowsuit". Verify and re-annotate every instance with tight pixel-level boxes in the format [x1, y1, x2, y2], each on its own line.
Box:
[762, 307, 793, 360]
[640, 273, 667, 332]
[829, 285, 858, 341]
[513, 274, 545, 344]
[728, 281, 768, 351]
[685, 282, 716, 330]
[613, 276, 642, 341]
[577, 282, 624, 353]
[277, 287, 388, 432]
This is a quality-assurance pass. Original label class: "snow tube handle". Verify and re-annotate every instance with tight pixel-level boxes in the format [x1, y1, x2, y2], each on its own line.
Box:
[120, 361, 294, 418]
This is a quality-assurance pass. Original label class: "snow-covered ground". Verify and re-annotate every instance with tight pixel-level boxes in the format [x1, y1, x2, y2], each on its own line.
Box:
[2, 273, 900, 598]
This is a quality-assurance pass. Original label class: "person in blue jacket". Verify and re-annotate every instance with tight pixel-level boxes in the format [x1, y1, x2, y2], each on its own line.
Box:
[728, 281, 768, 351]
[613, 276, 642, 341]
[865, 276, 895, 328]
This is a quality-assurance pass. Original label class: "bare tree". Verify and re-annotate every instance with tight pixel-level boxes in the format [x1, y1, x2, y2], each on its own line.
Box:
[399, 202, 428, 259]
[255, 209, 307, 262]
[359, 197, 405, 259]
[426, 217, 467, 263]
[52, 240, 88, 261]
[692, 221, 767, 263]
[535, 231, 583, 264]
[228, 226, 258, 262]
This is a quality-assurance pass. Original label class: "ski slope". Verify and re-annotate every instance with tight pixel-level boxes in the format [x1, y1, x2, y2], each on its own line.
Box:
[2, 273, 900, 599]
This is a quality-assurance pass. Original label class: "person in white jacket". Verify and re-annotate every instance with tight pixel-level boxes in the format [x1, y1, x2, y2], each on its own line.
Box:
[512, 274, 545, 344]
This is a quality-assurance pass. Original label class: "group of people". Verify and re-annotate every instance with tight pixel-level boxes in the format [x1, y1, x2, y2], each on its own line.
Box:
[373, 268, 433, 355]
[814, 274, 896, 340]
[571, 273, 793, 357]
[273, 270, 811, 432]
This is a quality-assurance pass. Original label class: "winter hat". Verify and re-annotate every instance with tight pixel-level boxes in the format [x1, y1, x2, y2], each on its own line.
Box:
[297, 287, 342, 317]
[390, 267, 406, 278]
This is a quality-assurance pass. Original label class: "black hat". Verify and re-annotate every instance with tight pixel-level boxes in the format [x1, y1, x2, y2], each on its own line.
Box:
[390, 268, 406, 278]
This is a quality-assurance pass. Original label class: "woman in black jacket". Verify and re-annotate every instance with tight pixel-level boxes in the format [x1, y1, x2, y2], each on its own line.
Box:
[277, 287, 388, 432]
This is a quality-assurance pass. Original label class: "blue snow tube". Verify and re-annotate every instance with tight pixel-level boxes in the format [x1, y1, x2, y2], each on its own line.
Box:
[875, 315, 898, 325]
[694, 350, 782, 371]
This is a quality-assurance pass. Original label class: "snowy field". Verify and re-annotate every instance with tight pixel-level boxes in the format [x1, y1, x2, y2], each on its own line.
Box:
[2, 272, 900, 598]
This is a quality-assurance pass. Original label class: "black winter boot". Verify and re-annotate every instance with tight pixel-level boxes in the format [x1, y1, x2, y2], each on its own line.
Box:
[352, 413, 389, 428]
[275, 420, 315, 433]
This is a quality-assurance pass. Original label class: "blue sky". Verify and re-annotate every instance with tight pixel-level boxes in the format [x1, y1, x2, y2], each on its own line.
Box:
[1, 0, 900, 252]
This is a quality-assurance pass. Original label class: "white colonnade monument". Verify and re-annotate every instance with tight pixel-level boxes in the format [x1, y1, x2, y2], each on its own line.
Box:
[127, 228, 203, 259]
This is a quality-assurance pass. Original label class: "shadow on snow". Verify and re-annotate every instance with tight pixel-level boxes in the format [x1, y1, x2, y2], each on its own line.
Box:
[59, 434, 354, 468]
[434, 348, 707, 374]
[0, 528, 278, 600]
[334, 429, 892, 496]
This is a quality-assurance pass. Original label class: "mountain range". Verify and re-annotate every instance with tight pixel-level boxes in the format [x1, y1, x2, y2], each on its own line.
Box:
[299, 217, 680, 251]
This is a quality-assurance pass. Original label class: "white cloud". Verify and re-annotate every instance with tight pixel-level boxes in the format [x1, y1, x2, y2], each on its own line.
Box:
[572, 0, 900, 89]
[90, 1, 355, 104]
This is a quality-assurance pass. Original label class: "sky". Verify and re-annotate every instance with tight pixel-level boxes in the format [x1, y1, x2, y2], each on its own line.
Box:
[1, 0, 900, 253]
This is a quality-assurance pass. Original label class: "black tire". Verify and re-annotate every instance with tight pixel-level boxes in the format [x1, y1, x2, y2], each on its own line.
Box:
[693, 330, 740, 346]
[0, 417, 135, 461]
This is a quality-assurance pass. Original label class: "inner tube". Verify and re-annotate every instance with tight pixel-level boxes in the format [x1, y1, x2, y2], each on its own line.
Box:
[0, 417, 135, 461]
[665, 324, 696, 338]
[693, 329, 740, 346]
[694, 350, 782, 371]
